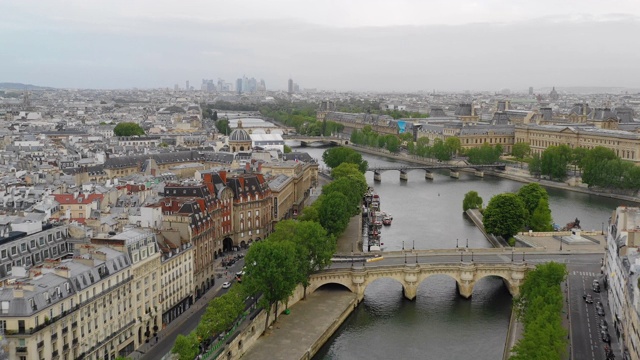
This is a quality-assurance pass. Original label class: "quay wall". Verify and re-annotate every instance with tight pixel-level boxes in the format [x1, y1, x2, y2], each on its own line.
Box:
[346, 144, 640, 204]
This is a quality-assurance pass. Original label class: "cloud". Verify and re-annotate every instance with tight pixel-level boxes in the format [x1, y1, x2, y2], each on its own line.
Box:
[2, 1, 640, 90]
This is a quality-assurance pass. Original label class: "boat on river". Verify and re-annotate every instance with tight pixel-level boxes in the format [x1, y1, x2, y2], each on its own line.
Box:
[382, 212, 393, 226]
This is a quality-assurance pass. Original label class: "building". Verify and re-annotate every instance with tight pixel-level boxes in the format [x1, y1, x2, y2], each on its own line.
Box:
[262, 160, 318, 221]
[0, 219, 69, 285]
[604, 206, 640, 360]
[0, 244, 136, 360]
[90, 229, 162, 349]
[515, 124, 640, 163]
[223, 172, 272, 248]
[228, 121, 253, 153]
[288, 79, 293, 95]
[155, 229, 193, 327]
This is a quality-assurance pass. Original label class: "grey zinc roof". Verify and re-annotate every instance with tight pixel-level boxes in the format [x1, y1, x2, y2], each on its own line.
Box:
[0, 272, 73, 317]
[268, 174, 291, 192]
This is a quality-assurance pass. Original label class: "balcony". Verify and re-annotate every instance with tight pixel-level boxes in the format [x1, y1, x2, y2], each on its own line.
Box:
[62, 327, 68, 334]
[16, 346, 27, 354]
[51, 332, 58, 341]
[63, 343, 69, 352]
[72, 338, 79, 347]
[72, 321, 77, 328]
[52, 350, 59, 358]
[37, 340, 44, 349]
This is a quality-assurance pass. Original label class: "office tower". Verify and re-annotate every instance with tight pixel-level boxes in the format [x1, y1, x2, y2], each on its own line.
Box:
[186, 80, 190, 91]
[288, 79, 293, 95]
[236, 78, 243, 94]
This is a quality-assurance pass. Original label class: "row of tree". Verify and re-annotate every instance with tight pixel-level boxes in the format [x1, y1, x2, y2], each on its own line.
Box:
[510, 262, 568, 360]
[261, 107, 345, 136]
[349, 126, 408, 153]
[527, 144, 640, 191]
[466, 183, 553, 241]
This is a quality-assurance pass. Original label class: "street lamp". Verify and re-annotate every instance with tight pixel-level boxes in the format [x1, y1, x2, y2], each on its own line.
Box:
[511, 250, 514, 262]
[404, 253, 407, 264]
[466, 238, 469, 250]
[522, 252, 525, 262]
[471, 251, 474, 262]
[456, 238, 459, 249]
[560, 238, 563, 251]
[413, 240, 415, 250]
[602, 222, 605, 235]
[415, 253, 418, 264]
[460, 251, 463, 262]
[402, 241, 405, 251]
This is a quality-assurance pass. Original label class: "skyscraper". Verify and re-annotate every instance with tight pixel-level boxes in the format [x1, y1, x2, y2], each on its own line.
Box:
[288, 78, 294, 95]
[186, 80, 190, 91]
[236, 78, 243, 94]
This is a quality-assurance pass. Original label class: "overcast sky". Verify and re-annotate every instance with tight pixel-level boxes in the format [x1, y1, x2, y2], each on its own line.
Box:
[2, 0, 640, 91]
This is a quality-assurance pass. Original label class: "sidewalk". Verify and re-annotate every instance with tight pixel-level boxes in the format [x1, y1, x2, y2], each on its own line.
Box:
[131, 250, 247, 360]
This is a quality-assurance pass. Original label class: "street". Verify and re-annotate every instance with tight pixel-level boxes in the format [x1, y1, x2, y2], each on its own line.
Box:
[567, 260, 620, 360]
[136, 256, 246, 360]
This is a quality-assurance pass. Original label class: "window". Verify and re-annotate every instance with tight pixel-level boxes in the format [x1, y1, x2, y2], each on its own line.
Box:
[1, 301, 9, 314]
[20, 243, 26, 252]
[0, 249, 6, 259]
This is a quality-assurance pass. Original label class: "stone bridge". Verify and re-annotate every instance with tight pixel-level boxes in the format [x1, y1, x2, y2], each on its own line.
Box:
[282, 135, 349, 147]
[308, 261, 534, 301]
[367, 163, 506, 181]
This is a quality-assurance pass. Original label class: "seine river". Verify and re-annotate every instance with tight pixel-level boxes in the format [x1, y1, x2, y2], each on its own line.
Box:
[297, 147, 634, 360]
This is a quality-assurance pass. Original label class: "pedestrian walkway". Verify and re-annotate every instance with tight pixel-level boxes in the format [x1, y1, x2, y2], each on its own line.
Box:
[241, 290, 355, 360]
[131, 250, 247, 360]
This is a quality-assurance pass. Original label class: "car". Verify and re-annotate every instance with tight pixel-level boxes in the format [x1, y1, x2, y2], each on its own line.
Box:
[601, 331, 611, 343]
[236, 271, 244, 277]
[597, 307, 605, 316]
[585, 294, 594, 304]
[596, 301, 603, 308]
[222, 282, 231, 289]
[593, 284, 601, 292]
[600, 319, 608, 327]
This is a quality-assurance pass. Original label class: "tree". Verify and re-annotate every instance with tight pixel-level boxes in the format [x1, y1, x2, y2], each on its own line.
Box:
[212, 111, 218, 121]
[581, 146, 618, 188]
[529, 153, 542, 177]
[268, 220, 335, 298]
[462, 191, 483, 212]
[571, 147, 589, 175]
[466, 143, 502, 165]
[530, 198, 554, 232]
[283, 145, 292, 153]
[243, 241, 300, 332]
[384, 135, 401, 153]
[113, 122, 145, 137]
[444, 137, 462, 157]
[215, 119, 231, 135]
[196, 287, 245, 341]
[516, 183, 549, 221]
[483, 193, 527, 239]
[431, 138, 451, 161]
[323, 178, 365, 217]
[172, 332, 199, 360]
[512, 142, 531, 167]
[322, 147, 368, 173]
[540, 145, 571, 181]
[318, 192, 351, 236]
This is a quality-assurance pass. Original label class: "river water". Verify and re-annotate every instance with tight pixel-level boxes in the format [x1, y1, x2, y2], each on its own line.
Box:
[298, 147, 634, 360]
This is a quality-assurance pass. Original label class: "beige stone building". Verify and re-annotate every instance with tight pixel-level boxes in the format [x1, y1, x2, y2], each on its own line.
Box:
[263, 160, 318, 221]
[0, 245, 136, 360]
[515, 124, 640, 162]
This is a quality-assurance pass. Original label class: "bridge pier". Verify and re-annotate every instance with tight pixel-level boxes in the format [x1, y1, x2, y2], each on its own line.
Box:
[474, 171, 484, 178]
[399, 170, 408, 182]
[456, 281, 474, 299]
[373, 172, 382, 182]
[449, 170, 460, 179]
[424, 171, 434, 180]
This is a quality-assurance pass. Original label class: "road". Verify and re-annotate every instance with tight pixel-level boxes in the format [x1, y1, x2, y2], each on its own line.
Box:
[138, 257, 246, 360]
[329, 251, 603, 268]
[567, 260, 620, 360]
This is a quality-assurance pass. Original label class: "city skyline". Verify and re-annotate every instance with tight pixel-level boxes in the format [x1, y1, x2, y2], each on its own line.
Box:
[2, 0, 640, 91]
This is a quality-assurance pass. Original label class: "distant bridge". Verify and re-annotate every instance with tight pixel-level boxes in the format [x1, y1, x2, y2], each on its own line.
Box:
[367, 163, 506, 181]
[282, 135, 349, 147]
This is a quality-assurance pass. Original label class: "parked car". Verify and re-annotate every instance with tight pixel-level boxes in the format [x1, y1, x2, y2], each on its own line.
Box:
[593, 284, 601, 292]
[585, 294, 594, 304]
[597, 306, 606, 316]
[601, 330, 611, 343]
[222, 282, 231, 289]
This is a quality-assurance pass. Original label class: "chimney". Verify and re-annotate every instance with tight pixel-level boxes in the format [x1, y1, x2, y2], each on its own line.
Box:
[13, 287, 24, 298]
[55, 266, 71, 278]
[245, 162, 251, 173]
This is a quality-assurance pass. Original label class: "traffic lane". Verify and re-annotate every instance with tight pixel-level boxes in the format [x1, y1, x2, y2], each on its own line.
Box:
[329, 253, 602, 268]
[140, 258, 245, 360]
[568, 263, 610, 360]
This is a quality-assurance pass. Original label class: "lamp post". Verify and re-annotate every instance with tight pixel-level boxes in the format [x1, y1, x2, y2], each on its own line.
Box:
[522, 252, 525, 262]
[456, 238, 459, 249]
[602, 222, 605, 235]
[412, 240, 415, 250]
[466, 238, 469, 250]
[460, 251, 463, 262]
[471, 251, 474, 262]
[560, 238, 563, 251]
[415, 253, 418, 264]
[511, 250, 514, 262]
[403, 241, 405, 251]
[404, 253, 407, 264]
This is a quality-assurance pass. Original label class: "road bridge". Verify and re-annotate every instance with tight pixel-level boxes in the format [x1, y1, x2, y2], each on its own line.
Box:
[367, 163, 506, 181]
[282, 135, 349, 147]
[310, 261, 532, 301]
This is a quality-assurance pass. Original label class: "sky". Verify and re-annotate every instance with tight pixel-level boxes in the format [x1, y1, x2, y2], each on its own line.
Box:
[2, 0, 640, 91]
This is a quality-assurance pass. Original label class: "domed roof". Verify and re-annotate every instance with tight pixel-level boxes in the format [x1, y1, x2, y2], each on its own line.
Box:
[229, 120, 251, 142]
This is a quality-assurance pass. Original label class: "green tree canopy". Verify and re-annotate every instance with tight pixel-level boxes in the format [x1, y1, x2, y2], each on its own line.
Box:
[283, 145, 292, 153]
[462, 191, 483, 212]
[512, 142, 531, 167]
[529, 198, 554, 232]
[483, 193, 527, 239]
[171, 332, 199, 360]
[243, 240, 300, 331]
[196, 286, 245, 341]
[318, 192, 352, 236]
[516, 183, 549, 220]
[113, 122, 145, 137]
[445, 137, 462, 157]
[215, 119, 231, 135]
[322, 177, 364, 217]
[322, 147, 368, 173]
[540, 145, 572, 181]
[466, 143, 502, 165]
[431, 138, 451, 161]
[268, 220, 335, 298]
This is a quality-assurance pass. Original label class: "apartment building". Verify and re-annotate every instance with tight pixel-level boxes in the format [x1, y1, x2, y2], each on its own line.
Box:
[156, 230, 193, 326]
[0, 245, 135, 360]
[604, 207, 640, 360]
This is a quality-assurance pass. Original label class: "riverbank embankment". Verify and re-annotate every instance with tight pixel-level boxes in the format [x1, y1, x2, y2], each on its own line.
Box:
[348, 144, 640, 204]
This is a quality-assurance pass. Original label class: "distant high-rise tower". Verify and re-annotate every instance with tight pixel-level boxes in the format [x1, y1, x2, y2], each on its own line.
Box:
[236, 78, 243, 95]
[529, 87, 534, 95]
[288, 78, 294, 95]
[22, 90, 31, 109]
[186, 80, 190, 91]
